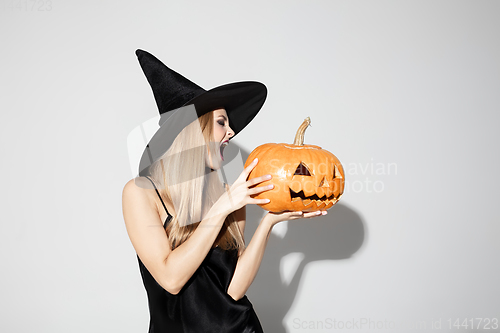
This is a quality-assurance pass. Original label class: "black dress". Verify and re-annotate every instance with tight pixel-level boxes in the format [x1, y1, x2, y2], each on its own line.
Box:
[137, 177, 264, 333]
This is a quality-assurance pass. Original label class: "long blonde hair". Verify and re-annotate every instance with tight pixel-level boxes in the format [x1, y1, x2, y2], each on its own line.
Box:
[146, 110, 245, 251]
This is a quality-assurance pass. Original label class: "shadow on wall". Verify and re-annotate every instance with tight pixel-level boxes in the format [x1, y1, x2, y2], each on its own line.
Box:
[232, 147, 365, 333]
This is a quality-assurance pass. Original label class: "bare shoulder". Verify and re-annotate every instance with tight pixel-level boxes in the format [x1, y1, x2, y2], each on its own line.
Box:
[123, 178, 148, 202]
[122, 177, 174, 226]
[123, 177, 153, 193]
[122, 178, 159, 224]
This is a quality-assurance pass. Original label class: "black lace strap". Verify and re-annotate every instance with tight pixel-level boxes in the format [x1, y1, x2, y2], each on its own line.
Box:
[144, 176, 172, 225]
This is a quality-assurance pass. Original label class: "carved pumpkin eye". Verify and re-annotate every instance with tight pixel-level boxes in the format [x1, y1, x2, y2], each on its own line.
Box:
[294, 162, 312, 176]
[333, 165, 343, 179]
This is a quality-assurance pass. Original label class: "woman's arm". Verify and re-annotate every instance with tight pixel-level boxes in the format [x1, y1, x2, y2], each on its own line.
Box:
[123, 159, 272, 296]
[227, 183, 246, 250]
[123, 179, 229, 295]
[227, 209, 327, 301]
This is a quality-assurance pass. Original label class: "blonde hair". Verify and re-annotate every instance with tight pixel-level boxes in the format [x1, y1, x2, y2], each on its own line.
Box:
[147, 110, 245, 252]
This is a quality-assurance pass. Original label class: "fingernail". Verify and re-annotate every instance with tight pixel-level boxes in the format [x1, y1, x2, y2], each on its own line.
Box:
[254, 158, 258, 163]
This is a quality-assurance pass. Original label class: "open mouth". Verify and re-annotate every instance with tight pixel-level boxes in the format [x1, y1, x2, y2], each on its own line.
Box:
[220, 141, 228, 161]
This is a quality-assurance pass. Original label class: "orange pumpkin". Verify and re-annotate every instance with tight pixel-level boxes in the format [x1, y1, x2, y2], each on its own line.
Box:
[244, 117, 344, 213]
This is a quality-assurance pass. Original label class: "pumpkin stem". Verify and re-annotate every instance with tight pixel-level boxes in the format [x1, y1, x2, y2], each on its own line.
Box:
[293, 117, 311, 146]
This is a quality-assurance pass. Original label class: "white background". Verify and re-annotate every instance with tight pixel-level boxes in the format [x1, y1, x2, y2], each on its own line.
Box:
[1, 1, 499, 332]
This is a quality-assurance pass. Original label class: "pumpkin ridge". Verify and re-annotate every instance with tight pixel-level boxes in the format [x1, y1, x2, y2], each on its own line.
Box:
[282, 144, 321, 150]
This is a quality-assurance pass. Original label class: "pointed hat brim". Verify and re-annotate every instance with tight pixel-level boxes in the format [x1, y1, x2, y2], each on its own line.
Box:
[135, 49, 267, 177]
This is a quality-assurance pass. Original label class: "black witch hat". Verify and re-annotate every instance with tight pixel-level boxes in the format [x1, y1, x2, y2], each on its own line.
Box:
[135, 49, 267, 177]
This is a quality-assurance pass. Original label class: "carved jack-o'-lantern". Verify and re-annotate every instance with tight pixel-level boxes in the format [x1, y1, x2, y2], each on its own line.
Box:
[244, 117, 344, 213]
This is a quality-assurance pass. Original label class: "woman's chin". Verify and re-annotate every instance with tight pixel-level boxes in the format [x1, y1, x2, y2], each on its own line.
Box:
[212, 160, 222, 170]
[206, 158, 222, 171]
[205, 143, 226, 170]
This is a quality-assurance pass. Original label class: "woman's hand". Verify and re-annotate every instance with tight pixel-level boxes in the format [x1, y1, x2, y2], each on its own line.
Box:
[215, 158, 272, 216]
[226, 196, 328, 300]
[263, 209, 328, 227]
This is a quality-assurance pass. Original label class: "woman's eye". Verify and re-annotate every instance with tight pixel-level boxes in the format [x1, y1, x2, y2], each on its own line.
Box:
[218, 120, 225, 126]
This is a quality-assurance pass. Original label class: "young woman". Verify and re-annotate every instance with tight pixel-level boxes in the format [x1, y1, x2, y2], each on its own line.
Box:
[122, 50, 327, 333]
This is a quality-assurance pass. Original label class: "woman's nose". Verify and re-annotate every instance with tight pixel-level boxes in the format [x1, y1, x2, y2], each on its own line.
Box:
[227, 127, 235, 137]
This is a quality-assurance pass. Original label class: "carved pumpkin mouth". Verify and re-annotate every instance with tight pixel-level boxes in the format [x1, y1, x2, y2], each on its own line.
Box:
[289, 188, 338, 206]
